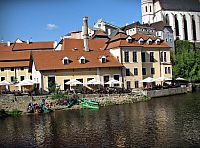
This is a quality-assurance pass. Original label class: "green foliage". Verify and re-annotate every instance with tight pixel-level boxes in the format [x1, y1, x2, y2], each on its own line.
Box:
[172, 40, 200, 82]
[48, 83, 66, 100]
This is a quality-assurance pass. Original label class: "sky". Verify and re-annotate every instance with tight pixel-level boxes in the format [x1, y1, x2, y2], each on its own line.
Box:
[0, 0, 141, 42]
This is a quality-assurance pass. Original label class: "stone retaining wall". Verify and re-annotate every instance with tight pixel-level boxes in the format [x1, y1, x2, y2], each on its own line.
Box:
[142, 86, 191, 98]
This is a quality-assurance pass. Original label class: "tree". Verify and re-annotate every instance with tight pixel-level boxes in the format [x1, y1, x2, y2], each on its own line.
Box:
[172, 40, 200, 82]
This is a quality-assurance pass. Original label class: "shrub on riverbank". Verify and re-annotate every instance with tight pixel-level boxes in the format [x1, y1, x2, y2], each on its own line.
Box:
[0, 109, 22, 119]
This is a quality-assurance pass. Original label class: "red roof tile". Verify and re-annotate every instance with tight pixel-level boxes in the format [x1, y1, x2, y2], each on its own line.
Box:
[12, 41, 54, 51]
[32, 39, 122, 71]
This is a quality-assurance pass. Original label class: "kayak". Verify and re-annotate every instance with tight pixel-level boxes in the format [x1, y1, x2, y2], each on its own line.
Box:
[79, 98, 99, 109]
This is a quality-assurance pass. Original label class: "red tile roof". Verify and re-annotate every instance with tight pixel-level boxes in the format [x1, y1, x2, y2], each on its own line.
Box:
[12, 41, 54, 51]
[32, 39, 122, 71]
[106, 33, 170, 49]
[0, 51, 30, 68]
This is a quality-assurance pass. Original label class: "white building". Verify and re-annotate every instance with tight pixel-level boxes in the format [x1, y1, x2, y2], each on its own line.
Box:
[141, 0, 200, 42]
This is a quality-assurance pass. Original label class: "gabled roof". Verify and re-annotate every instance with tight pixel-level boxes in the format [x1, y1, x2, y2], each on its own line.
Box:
[91, 30, 109, 40]
[12, 41, 54, 51]
[155, 0, 200, 12]
[149, 21, 172, 32]
[32, 39, 122, 71]
[121, 21, 154, 31]
[109, 32, 128, 42]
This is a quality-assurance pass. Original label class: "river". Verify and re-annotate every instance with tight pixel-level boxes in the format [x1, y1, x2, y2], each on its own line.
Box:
[1, 91, 200, 147]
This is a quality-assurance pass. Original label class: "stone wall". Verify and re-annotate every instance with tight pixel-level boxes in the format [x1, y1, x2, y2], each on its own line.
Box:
[0, 95, 48, 112]
[142, 86, 191, 98]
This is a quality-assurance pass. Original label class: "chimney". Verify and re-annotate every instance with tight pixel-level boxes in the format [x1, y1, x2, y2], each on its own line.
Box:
[27, 40, 30, 44]
[82, 16, 89, 52]
[7, 41, 10, 46]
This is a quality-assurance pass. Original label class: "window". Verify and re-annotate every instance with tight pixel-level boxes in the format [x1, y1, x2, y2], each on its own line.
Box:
[63, 57, 69, 65]
[11, 67, 14, 71]
[104, 75, 109, 87]
[142, 68, 146, 75]
[150, 52, 154, 62]
[145, 6, 148, 12]
[1, 68, 5, 72]
[114, 75, 120, 87]
[150, 6, 152, 12]
[30, 75, 32, 80]
[135, 81, 139, 88]
[127, 81, 131, 89]
[1, 77, 5, 81]
[133, 52, 137, 62]
[64, 79, 70, 91]
[141, 52, 146, 62]
[160, 52, 163, 62]
[126, 68, 130, 76]
[101, 56, 107, 63]
[76, 79, 83, 87]
[11, 76, 15, 82]
[151, 68, 155, 74]
[165, 67, 168, 74]
[98, 24, 101, 27]
[79, 56, 86, 64]
[134, 68, 138, 75]
[20, 76, 25, 81]
[48, 76, 55, 86]
[164, 52, 167, 62]
[168, 67, 171, 74]
[20, 67, 24, 71]
[124, 51, 129, 62]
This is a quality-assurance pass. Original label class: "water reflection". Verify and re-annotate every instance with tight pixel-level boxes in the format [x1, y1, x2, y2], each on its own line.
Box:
[1, 92, 200, 147]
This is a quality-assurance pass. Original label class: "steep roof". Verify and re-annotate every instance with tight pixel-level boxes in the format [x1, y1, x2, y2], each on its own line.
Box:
[12, 41, 54, 51]
[121, 21, 154, 31]
[150, 21, 172, 31]
[91, 30, 110, 40]
[155, 0, 200, 12]
[32, 39, 122, 71]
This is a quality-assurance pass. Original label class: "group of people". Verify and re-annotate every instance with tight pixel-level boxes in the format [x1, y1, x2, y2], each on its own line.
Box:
[27, 99, 53, 113]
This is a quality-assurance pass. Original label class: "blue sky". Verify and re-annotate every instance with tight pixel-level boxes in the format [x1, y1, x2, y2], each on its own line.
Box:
[0, 0, 141, 42]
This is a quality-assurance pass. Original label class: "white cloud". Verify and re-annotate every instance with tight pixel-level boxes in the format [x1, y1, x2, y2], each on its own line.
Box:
[46, 23, 58, 30]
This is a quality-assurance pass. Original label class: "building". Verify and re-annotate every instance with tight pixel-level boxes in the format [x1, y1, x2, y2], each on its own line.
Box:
[141, 0, 200, 42]
[121, 21, 174, 49]
[0, 40, 54, 91]
[0, 17, 172, 92]
[105, 32, 172, 89]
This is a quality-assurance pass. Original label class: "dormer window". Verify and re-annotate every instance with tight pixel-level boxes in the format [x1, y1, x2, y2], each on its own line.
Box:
[79, 56, 86, 64]
[62, 57, 69, 65]
[100, 56, 107, 63]
[126, 36, 133, 43]
[147, 38, 153, 45]
[156, 39, 161, 45]
[138, 38, 144, 45]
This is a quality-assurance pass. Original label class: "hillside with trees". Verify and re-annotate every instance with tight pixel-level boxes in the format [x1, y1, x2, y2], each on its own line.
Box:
[172, 40, 200, 82]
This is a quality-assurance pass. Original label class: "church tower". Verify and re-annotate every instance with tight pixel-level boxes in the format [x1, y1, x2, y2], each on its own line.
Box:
[141, 0, 154, 24]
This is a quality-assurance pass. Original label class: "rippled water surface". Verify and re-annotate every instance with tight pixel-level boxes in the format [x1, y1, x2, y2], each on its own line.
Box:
[1, 92, 200, 147]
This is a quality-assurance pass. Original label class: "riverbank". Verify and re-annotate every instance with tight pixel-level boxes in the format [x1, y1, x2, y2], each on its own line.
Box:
[0, 92, 149, 113]
[0, 86, 192, 115]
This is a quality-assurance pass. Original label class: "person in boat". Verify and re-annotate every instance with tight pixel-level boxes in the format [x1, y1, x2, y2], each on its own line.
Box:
[27, 101, 34, 113]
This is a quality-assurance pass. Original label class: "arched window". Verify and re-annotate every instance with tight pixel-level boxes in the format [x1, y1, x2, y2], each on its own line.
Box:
[165, 14, 169, 25]
[79, 56, 86, 64]
[183, 15, 188, 40]
[175, 15, 179, 38]
[62, 57, 69, 65]
[192, 15, 196, 41]
[150, 5, 152, 12]
[145, 6, 148, 12]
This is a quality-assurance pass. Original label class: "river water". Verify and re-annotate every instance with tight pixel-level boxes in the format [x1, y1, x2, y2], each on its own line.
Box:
[1, 91, 200, 147]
